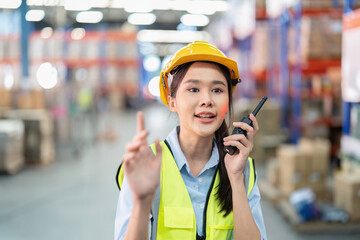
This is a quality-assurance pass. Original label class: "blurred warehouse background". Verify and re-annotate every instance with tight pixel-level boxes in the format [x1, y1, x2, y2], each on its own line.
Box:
[1, 0, 360, 239]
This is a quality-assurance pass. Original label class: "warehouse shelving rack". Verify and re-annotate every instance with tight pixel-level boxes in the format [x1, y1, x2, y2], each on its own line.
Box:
[266, 0, 344, 144]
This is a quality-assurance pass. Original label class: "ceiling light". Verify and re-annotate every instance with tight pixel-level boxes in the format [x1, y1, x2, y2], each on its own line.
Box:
[4, 66, 14, 90]
[128, 13, 156, 25]
[76, 11, 103, 23]
[40, 27, 53, 39]
[36, 62, 58, 89]
[148, 76, 161, 97]
[25, 10, 45, 22]
[71, 28, 86, 40]
[137, 30, 210, 43]
[143, 55, 161, 72]
[0, 0, 21, 9]
[64, 0, 91, 11]
[266, 0, 285, 18]
[233, 1, 255, 39]
[181, 14, 209, 27]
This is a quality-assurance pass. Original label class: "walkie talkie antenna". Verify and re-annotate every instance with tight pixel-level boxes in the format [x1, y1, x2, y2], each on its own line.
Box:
[252, 96, 267, 116]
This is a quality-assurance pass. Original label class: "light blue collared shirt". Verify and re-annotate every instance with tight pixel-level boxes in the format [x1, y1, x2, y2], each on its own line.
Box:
[114, 127, 267, 239]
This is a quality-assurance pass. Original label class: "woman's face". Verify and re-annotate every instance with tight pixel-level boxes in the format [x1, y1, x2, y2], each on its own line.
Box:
[169, 62, 229, 138]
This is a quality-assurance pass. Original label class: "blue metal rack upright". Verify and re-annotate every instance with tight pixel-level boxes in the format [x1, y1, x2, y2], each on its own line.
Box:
[290, 1, 302, 144]
[279, 10, 290, 134]
[20, 1, 32, 88]
[267, 2, 302, 144]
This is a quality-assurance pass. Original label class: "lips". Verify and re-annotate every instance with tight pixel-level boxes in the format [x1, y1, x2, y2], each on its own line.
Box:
[194, 112, 216, 119]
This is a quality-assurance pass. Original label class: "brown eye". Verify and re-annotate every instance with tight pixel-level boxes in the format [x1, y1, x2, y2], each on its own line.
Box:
[212, 88, 223, 93]
[188, 88, 199, 93]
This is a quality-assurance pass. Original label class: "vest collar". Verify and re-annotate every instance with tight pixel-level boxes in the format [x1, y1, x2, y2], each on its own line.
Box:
[165, 126, 219, 176]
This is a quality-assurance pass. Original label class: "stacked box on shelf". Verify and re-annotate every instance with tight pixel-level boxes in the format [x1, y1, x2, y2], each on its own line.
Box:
[267, 159, 280, 187]
[250, 23, 268, 75]
[0, 89, 11, 108]
[277, 144, 310, 197]
[251, 99, 285, 162]
[0, 120, 24, 174]
[15, 90, 45, 109]
[301, 16, 342, 60]
[105, 32, 139, 111]
[299, 138, 330, 197]
[277, 138, 330, 198]
[4, 109, 55, 165]
[334, 173, 360, 220]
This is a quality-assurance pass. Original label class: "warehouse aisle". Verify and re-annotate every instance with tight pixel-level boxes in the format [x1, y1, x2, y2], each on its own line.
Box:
[0, 103, 359, 240]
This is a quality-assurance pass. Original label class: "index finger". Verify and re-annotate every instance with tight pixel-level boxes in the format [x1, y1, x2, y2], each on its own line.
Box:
[137, 111, 146, 133]
[250, 113, 259, 131]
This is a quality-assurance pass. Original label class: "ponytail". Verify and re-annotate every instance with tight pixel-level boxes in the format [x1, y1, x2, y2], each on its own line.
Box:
[215, 121, 233, 216]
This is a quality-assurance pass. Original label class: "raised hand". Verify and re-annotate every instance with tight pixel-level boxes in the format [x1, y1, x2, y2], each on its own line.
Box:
[223, 114, 259, 178]
[122, 112, 162, 201]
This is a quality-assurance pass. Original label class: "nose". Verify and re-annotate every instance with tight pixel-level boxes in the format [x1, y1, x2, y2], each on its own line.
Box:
[200, 91, 213, 107]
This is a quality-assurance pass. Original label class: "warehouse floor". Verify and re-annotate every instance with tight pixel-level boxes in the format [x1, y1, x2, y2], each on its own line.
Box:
[1, 103, 359, 240]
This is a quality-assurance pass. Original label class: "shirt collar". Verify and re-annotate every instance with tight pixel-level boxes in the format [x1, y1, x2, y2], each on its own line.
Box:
[165, 126, 219, 175]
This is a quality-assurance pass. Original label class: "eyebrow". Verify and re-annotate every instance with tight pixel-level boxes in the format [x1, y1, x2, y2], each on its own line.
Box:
[184, 79, 226, 86]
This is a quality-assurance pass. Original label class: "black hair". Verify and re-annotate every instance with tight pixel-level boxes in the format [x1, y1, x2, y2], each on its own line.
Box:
[169, 61, 234, 216]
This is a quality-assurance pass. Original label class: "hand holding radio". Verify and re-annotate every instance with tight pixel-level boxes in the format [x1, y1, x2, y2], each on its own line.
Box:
[224, 96, 267, 155]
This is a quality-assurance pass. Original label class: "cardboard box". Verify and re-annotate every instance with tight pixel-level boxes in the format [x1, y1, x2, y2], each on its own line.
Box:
[16, 91, 45, 109]
[277, 141, 329, 198]
[277, 145, 311, 173]
[299, 138, 330, 174]
[334, 173, 360, 220]
[3, 109, 55, 165]
[4, 109, 53, 136]
[307, 171, 327, 198]
[277, 145, 312, 196]
[0, 89, 11, 108]
[267, 159, 279, 187]
[279, 170, 308, 197]
[0, 120, 24, 174]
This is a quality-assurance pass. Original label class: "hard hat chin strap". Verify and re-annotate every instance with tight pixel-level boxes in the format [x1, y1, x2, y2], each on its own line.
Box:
[231, 78, 241, 86]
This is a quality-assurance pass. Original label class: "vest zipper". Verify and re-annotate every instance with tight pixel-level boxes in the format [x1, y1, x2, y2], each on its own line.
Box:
[201, 168, 218, 239]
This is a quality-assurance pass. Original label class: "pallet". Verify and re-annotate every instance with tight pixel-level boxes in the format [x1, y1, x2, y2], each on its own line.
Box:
[259, 181, 360, 233]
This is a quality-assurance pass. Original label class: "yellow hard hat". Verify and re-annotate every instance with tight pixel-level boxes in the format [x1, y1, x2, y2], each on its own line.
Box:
[159, 41, 240, 106]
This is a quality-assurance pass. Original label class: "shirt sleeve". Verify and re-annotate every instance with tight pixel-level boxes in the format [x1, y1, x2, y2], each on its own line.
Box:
[114, 177, 153, 240]
[246, 172, 268, 240]
[114, 177, 133, 240]
[230, 171, 267, 240]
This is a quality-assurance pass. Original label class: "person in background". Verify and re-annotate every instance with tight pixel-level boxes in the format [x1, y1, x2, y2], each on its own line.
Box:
[115, 41, 267, 240]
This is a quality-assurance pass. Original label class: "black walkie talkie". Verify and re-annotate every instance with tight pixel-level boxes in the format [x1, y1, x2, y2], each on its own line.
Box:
[224, 96, 268, 155]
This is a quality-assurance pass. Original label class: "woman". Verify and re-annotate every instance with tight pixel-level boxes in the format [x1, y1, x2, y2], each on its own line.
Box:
[115, 41, 267, 240]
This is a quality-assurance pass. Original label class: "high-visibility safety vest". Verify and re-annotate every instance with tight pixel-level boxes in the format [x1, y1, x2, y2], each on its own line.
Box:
[116, 141, 256, 240]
